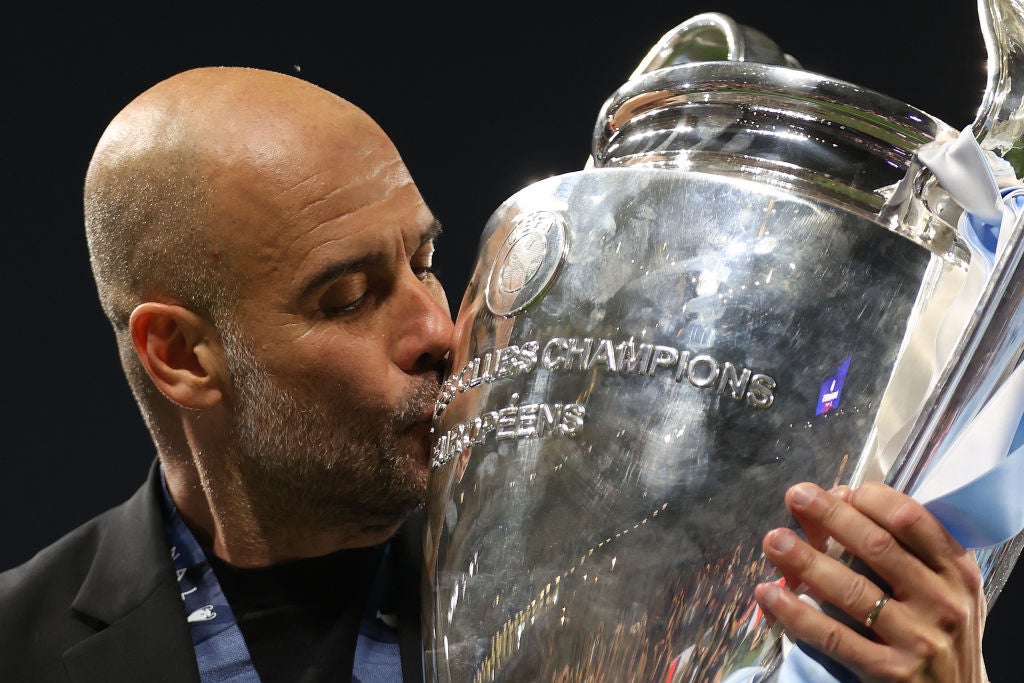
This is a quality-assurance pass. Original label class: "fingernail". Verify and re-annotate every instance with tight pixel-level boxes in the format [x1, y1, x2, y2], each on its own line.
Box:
[768, 529, 795, 552]
[760, 582, 781, 607]
[790, 483, 816, 508]
[829, 485, 852, 501]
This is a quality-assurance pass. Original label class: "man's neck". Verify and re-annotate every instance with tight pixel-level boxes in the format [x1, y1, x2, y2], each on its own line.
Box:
[159, 454, 402, 568]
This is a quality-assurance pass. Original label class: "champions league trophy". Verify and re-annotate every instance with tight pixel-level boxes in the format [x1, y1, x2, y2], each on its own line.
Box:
[424, 2, 1024, 681]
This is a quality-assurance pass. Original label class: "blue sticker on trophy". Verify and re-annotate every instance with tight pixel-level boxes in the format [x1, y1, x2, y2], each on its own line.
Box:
[816, 356, 851, 415]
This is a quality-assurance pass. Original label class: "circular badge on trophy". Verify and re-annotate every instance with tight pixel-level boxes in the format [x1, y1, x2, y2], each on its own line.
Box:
[485, 210, 568, 317]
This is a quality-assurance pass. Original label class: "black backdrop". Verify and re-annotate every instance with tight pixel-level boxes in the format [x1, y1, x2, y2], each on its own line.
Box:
[6, 1, 1020, 677]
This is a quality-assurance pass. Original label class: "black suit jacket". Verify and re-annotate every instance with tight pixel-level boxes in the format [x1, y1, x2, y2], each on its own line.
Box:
[0, 464, 425, 682]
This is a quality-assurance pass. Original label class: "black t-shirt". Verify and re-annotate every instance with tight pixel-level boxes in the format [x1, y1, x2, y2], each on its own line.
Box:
[208, 543, 399, 682]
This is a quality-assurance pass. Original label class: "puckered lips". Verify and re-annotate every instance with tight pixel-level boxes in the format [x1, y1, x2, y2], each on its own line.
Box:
[402, 404, 438, 467]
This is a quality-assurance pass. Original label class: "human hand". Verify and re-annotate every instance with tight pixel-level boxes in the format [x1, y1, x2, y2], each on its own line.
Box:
[753, 482, 988, 682]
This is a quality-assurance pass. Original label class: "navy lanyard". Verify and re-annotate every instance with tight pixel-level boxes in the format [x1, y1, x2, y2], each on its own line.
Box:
[158, 470, 403, 682]
[159, 473, 261, 682]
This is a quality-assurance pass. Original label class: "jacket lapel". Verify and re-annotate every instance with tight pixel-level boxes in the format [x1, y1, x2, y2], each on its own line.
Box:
[62, 462, 200, 683]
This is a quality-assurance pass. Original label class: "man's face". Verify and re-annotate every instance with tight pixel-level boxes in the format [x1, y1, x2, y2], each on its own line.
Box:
[211, 106, 453, 531]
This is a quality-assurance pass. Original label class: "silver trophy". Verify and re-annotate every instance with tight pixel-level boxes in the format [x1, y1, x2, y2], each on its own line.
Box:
[424, 3, 1024, 681]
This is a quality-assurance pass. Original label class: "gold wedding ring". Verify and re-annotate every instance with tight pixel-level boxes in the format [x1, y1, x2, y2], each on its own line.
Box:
[864, 594, 890, 629]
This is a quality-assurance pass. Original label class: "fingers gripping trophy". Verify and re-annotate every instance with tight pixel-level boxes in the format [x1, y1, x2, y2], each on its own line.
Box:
[424, 2, 1024, 681]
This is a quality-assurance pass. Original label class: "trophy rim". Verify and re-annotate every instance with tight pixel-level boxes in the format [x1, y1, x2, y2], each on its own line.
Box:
[594, 61, 953, 157]
[591, 61, 965, 264]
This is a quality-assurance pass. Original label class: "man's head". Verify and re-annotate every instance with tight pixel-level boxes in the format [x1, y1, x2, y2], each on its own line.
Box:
[84, 67, 453, 545]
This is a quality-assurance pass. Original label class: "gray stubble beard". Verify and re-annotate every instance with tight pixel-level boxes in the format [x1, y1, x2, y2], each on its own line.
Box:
[220, 325, 439, 536]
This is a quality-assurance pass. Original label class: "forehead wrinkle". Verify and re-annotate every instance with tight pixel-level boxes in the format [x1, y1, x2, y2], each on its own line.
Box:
[301, 231, 382, 267]
[289, 179, 425, 261]
[279, 156, 408, 229]
[276, 170, 415, 263]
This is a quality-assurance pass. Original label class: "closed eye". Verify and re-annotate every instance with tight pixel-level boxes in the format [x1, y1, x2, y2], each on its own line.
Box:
[319, 272, 369, 318]
[414, 264, 441, 282]
[321, 296, 366, 318]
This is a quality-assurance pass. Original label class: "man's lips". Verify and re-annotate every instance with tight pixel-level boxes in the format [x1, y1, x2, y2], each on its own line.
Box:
[403, 418, 435, 467]
[399, 375, 444, 431]
[402, 398, 440, 435]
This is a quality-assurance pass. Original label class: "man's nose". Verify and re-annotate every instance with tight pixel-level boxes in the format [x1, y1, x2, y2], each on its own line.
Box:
[394, 272, 454, 374]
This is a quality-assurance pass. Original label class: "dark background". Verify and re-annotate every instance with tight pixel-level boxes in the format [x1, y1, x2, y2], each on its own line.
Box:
[6, 1, 1019, 676]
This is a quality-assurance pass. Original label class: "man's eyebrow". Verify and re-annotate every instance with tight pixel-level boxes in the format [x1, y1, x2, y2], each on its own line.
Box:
[298, 220, 441, 301]
[298, 254, 383, 301]
[423, 218, 443, 246]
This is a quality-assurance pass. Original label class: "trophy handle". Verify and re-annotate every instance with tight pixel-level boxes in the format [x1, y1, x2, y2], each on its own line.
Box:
[626, 12, 800, 77]
[582, 13, 802, 170]
[974, 0, 1024, 168]
[883, 0, 1024, 610]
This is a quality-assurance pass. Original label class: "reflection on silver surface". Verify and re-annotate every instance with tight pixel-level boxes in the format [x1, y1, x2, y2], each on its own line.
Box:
[426, 170, 932, 681]
[425, 4, 1024, 681]
[590, 60, 962, 263]
[974, 0, 1024, 157]
[627, 12, 802, 77]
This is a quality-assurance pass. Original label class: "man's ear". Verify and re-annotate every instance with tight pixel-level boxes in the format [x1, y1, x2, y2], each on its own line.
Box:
[129, 302, 226, 409]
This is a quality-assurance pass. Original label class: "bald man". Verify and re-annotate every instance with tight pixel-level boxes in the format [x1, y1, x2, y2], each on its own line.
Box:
[0, 66, 450, 682]
[0, 67, 989, 682]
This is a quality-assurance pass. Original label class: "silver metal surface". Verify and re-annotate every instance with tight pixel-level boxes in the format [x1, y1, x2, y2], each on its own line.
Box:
[591, 61, 962, 262]
[627, 12, 801, 77]
[425, 3, 1024, 680]
[425, 169, 932, 682]
[974, 0, 1024, 158]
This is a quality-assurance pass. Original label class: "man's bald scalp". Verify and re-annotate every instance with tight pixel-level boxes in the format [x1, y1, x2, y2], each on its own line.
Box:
[83, 66, 375, 451]
[85, 67, 361, 328]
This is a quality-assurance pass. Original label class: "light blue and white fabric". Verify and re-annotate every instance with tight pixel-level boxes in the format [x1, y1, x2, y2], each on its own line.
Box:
[725, 129, 1024, 683]
[910, 129, 1024, 548]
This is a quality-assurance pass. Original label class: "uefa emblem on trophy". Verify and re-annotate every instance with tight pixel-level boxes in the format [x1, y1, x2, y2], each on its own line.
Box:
[424, 3, 1024, 681]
